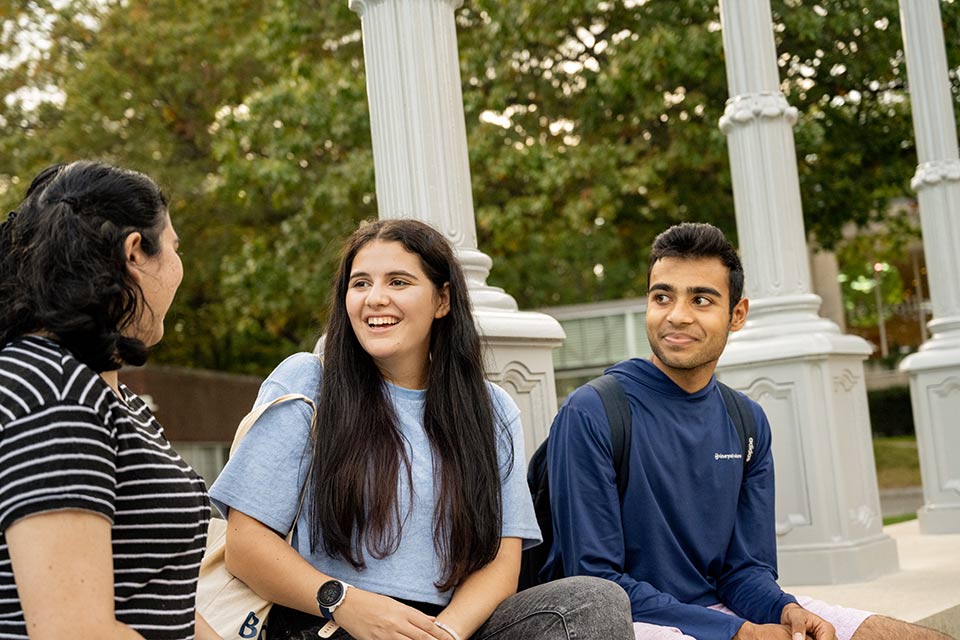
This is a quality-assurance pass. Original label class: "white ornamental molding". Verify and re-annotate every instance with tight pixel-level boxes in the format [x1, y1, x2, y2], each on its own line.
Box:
[719, 92, 799, 134]
[931, 376, 960, 399]
[833, 369, 860, 393]
[491, 360, 545, 395]
[911, 159, 960, 191]
[848, 504, 879, 530]
[349, 0, 463, 15]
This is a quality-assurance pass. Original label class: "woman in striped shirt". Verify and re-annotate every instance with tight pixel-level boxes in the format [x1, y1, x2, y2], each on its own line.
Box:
[0, 162, 216, 639]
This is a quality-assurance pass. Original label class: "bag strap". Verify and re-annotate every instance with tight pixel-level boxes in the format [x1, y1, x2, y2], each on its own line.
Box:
[229, 392, 317, 540]
[585, 374, 632, 497]
[229, 392, 315, 456]
[717, 382, 756, 472]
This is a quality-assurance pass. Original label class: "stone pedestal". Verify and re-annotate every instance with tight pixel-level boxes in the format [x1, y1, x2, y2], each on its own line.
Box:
[349, 0, 564, 452]
[718, 0, 897, 583]
[898, 0, 960, 534]
[720, 344, 899, 584]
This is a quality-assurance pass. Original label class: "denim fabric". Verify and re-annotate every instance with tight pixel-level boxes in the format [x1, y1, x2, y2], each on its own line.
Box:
[472, 576, 634, 640]
[274, 576, 632, 640]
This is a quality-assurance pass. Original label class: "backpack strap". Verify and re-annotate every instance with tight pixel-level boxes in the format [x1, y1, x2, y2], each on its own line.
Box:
[586, 374, 632, 497]
[717, 382, 756, 472]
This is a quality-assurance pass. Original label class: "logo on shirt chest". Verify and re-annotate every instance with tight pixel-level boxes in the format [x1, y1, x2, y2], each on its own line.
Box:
[714, 452, 743, 461]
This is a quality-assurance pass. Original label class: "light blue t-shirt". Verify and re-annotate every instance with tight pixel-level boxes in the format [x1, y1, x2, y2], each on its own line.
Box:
[210, 352, 541, 605]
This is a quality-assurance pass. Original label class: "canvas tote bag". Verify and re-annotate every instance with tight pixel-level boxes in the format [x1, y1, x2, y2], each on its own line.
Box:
[197, 392, 315, 640]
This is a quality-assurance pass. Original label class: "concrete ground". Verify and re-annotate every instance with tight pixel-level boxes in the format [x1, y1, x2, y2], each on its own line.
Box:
[789, 520, 960, 637]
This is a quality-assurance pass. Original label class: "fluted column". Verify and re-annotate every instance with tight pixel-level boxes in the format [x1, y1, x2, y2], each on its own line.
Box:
[716, 0, 898, 584]
[898, 0, 960, 534]
[349, 0, 565, 455]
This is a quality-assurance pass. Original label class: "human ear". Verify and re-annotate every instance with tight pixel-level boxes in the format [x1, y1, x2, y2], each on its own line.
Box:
[124, 232, 147, 280]
[729, 298, 749, 332]
[434, 283, 451, 319]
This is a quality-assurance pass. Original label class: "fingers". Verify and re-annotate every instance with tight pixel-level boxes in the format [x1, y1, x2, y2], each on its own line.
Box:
[406, 613, 449, 640]
[789, 618, 805, 640]
[817, 620, 838, 640]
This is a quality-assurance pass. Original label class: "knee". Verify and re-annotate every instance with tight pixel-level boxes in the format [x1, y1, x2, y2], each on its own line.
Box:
[552, 576, 632, 633]
[562, 575, 630, 605]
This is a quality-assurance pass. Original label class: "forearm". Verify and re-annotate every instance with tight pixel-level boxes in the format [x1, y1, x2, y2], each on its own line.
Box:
[224, 509, 329, 616]
[717, 566, 796, 624]
[436, 538, 521, 639]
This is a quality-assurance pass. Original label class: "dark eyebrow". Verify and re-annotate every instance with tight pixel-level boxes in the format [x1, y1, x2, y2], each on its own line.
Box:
[648, 283, 674, 294]
[386, 270, 419, 280]
[349, 270, 420, 280]
[689, 286, 722, 298]
[648, 283, 723, 298]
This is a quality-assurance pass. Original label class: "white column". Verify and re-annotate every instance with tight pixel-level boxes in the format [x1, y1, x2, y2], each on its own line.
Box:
[898, 0, 960, 534]
[717, 0, 898, 584]
[349, 0, 565, 456]
[809, 249, 846, 333]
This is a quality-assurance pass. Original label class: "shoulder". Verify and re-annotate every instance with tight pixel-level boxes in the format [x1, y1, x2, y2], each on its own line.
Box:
[0, 337, 113, 420]
[557, 381, 608, 426]
[259, 352, 323, 402]
[548, 382, 611, 451]
[719, 383, 770, 428]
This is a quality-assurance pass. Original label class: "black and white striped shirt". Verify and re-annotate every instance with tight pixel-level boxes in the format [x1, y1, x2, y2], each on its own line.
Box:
[0, 336, 210, 639]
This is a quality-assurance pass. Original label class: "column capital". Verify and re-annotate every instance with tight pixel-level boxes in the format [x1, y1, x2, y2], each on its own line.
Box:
[911, 159, 960, 191]
[719, 92, 799, 134]
[349, 0, 463, 16]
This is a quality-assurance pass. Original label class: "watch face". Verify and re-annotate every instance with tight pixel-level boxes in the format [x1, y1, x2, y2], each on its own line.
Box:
[318, 580, 345, 607]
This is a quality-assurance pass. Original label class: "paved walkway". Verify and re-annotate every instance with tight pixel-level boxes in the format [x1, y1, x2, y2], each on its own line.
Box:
[790, 520, 960, 637]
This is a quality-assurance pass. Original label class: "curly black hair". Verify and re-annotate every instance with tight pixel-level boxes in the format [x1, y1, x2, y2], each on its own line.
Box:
[0, 161, 168, 371]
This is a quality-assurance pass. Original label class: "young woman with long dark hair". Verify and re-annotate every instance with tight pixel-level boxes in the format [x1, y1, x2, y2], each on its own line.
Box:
[0, 161, 216, 639]
[210, 219, 632, 640]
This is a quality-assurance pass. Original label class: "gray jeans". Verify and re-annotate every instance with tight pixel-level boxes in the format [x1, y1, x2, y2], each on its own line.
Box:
[471, 576, 633, 640]
[311, 576, 633, 640]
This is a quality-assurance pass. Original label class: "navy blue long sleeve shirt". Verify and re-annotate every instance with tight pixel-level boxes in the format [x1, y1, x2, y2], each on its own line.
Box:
[545, 358, 796, 640]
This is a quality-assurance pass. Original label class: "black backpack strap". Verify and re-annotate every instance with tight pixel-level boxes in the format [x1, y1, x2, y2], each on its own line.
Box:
[718, 382, 756, 472]
[585, 374, 632, 497]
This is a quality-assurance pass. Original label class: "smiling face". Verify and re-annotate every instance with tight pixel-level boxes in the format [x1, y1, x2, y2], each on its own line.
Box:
[346, 240, 450, 389]
[645, 256, 748, 392]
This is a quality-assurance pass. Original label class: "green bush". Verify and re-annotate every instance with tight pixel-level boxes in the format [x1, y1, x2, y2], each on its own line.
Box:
[867, 386, 915, 438]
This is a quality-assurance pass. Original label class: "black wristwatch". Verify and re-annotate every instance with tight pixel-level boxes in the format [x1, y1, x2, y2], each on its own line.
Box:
[316, 579, 351, 620]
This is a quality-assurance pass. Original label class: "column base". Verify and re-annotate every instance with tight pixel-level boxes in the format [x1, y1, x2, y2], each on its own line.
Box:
[919, 505, 960, 534]
[476, 309, 565, 459]
[720, 310, 898, 584]
[777, 534, 899, 586]
[900, 344, 960, 534]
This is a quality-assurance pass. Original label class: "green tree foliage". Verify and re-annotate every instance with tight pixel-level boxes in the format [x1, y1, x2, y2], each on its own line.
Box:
[2, 0, 957, 372]
[835, 211, 919, 328]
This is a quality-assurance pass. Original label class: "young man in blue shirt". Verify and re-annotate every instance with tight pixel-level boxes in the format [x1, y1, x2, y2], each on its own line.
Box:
[546, 223, 950, 640]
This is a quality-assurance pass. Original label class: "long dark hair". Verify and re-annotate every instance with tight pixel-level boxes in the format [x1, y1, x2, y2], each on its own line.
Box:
[0, 160, 168, 371]
[310, 219, 508, 590]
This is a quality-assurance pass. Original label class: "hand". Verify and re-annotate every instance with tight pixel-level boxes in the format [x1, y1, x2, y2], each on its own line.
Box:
[333, 588, 449, 640]
[780, 603, 837, 640]
[734, 621, 793, 640]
